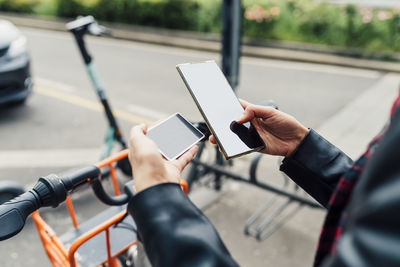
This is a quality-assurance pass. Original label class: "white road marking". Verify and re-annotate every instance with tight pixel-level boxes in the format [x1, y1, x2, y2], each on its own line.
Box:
[0, 149, 101, 168]
[4, 77, 168, 169]
[126, 104, 169, 121]
[34, 77, 77, 93]
[34, 79, 156, 125]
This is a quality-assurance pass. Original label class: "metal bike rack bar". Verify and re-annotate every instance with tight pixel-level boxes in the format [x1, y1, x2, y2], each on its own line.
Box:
[188, 148, 323, 241]
[245, 155, 307, 241]
[191, 157, 322, 209]
[245, 154, 306, 240]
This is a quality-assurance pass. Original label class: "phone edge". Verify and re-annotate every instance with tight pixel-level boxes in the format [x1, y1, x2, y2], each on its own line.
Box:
[147, 112, 204, 161]
[176, 63, 231, 160]
[176, 62, 265, 160]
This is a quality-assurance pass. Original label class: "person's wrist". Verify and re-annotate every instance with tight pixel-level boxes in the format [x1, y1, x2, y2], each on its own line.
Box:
[133, 167, 170, 193]
[135, 179, 168, 193]
[286, 126, 309, 157]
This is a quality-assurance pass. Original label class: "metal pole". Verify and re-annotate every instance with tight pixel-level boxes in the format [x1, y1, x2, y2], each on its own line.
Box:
[222, 0, 242, 90]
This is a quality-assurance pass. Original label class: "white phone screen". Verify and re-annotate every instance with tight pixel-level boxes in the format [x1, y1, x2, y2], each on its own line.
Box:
[177, 61, 265, 159]
[146, 113, 204, 160]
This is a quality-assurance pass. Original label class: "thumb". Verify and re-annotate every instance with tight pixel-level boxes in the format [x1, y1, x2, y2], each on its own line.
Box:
[129, 123, 153, 152]
[236, 105, 276, 124]
[130, 123, 148, 140]
[173, 145, 198, 172]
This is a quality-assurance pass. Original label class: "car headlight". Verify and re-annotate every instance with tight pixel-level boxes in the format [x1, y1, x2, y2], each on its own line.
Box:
[7, 35, 27, 58]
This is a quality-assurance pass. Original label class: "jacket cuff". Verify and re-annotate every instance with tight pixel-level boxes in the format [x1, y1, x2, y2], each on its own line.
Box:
[127, 183, 237, 267]
[280, 129, 352, 207]
[128, 183, 188, 226]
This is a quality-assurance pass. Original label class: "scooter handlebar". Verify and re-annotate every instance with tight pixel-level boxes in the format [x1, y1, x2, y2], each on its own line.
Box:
[67, 15, 112, 36]
[66, 15, 95, 32]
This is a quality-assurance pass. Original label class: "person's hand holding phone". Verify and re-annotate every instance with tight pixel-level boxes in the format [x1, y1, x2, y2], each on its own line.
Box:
[129, 124, 198, 193]
[210, 100, 309, 157]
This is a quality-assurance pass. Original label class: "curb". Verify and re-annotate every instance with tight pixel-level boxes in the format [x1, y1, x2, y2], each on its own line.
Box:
[2, 12, 400, 73]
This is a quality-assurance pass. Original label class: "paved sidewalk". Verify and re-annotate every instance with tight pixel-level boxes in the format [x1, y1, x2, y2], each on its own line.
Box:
[317, 73, 400, 158]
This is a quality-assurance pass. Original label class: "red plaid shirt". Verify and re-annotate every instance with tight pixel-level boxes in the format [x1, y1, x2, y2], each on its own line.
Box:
[314, 92, 400, 266]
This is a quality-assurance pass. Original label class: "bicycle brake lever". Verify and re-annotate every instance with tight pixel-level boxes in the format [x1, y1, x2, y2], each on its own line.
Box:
[91, 178, 129, 206]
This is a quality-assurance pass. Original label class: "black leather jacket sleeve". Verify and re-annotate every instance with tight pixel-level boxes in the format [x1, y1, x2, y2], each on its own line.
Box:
[322, 110, 400, 267]
[128, 183, 239, 267]
[127, 121, 400, 267]
[280, 129, 353, 208]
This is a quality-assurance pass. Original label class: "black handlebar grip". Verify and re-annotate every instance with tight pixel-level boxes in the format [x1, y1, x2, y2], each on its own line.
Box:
[91, 179, 129, 206]
[0, 191, 40, 241]
[0, 166, 100, 241]
[60, 165, 101, 191]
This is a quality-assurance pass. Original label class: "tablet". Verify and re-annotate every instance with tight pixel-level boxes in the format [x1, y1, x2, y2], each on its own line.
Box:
[146, 113, 204, 161]
[176, 61, 265, 159]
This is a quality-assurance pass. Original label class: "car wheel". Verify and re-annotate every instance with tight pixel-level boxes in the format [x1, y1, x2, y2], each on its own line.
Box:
[9, 97, 27, 106]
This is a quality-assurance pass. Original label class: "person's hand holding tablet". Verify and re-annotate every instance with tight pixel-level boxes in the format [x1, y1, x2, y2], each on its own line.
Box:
[210, 99, 309, 157]
[177, 61, 265, 159]
[128, 124, 198, 193]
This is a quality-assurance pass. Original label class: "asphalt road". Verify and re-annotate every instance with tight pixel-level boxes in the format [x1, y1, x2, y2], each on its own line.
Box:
[0, 27, 384, 267]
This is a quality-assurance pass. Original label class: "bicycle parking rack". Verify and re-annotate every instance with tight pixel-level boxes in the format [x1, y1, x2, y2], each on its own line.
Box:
[186, 141, 324, 241]
[245, 154, 307, 241]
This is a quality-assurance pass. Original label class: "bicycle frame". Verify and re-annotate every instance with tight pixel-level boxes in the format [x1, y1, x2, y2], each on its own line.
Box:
[1, 149, 187, 266]
[32, 150, 134, 267]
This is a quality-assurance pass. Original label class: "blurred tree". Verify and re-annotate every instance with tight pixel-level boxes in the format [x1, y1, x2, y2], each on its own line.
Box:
[56, 0, 84, 17]
[0, 0, 38, 13]
[161, 0, 199, 30]
[388, 13, 400, 50]
[346, 4, 357, 46]
[4, 0, 400, 56]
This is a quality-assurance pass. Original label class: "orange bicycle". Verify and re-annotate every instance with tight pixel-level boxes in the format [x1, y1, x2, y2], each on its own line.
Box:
[0, 149, 187, 266]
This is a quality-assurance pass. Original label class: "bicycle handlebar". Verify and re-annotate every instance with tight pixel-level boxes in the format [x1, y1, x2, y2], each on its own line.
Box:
[0, 191, 39, 240]
[91, 179, 129, 205]
[0, 166, 100, 241]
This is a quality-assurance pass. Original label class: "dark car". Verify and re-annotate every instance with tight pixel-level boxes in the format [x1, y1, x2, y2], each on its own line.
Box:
[0, 20, 32, 105]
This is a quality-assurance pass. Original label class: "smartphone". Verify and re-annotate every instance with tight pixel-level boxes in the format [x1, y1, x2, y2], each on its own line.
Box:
[146, 113, 204, 161]
[176, 60, 265, 160]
